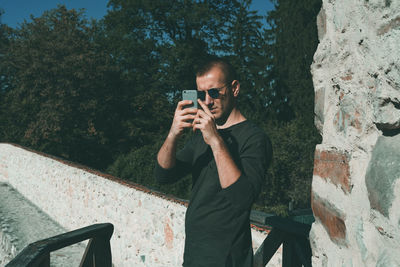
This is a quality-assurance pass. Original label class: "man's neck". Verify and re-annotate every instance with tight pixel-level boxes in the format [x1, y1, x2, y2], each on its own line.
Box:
[216, 108, 246, 129]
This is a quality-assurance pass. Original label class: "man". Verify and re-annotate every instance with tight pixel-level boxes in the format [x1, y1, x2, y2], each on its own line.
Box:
[154, 57, 272, 266]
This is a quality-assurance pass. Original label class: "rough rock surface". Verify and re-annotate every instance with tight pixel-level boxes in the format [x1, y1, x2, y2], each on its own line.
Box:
[366, 134, 400, 221]
[310, 0, 400, 266]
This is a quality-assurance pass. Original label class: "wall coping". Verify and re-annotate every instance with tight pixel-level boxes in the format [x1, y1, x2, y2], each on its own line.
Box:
[2, 142, 271, 233]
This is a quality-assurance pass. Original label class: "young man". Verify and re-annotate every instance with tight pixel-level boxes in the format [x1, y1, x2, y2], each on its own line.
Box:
[154, 57, 272, 266]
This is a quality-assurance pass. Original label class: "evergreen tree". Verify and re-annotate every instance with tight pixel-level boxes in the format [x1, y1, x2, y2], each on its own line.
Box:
[104, 0, 238, 97]
[225, 0, 271, 123]
[258, 0, 322, 214]
[265, 0, 322, 121]
[0, 6, 121, 168]
[0, 10, 8, 141]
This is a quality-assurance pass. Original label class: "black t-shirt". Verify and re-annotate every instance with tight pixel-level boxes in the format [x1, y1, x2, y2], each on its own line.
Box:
[155, 120, 272, 267]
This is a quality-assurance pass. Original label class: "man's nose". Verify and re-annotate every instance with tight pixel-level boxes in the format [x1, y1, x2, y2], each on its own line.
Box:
[204, 92, 214, 106]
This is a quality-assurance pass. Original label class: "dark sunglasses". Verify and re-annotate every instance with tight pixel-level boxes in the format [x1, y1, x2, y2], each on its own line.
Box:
[197, 84, 229, 100]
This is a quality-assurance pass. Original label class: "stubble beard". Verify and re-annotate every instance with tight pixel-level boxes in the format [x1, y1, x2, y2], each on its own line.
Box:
[214, 105, 234, 126]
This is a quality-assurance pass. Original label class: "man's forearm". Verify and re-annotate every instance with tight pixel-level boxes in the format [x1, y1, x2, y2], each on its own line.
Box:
[157, 133, 178, 169]
[210, 137, 241, 189]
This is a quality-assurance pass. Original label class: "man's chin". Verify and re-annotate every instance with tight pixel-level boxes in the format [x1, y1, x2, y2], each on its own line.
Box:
[210, 110, 218, 119]
[215, 114, 228, 126]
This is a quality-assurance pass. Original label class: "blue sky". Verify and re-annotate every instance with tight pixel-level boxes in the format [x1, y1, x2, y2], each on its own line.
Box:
[0, 0, 274, 28]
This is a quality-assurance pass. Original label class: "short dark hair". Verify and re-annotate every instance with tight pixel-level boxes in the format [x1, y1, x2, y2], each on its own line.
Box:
[195, 56, 238, 85]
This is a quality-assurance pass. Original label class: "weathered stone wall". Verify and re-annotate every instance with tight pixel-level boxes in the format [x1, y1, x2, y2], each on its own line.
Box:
[311, 0, 400, 266]
[0, 143, 275, 266]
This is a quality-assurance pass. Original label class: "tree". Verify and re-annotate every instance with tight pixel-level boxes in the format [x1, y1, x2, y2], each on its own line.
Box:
[0, 9, 11, 141]
[101, 0, 245, 189]
[106, 138, 192, 200]
[256, 0, 322, 214]
[265, 0, 322, 121]
[0, 9, 7, 58]
[103, 0, 242, 96]
[224, 0, 271, 123]
[1, 1, 323, 215]
[102, 0, 324, 214]
[0, 5, 121, 168]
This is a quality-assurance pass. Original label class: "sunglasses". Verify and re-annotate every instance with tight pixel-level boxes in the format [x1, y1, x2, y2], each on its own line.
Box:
[197, 84, 229, 100]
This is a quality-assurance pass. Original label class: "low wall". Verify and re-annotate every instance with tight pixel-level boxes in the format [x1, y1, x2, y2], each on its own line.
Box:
[0, 143, 271, 266]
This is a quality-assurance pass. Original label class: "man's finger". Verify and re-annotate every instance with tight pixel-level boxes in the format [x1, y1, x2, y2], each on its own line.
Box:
[181, 122, 193, 128]
[181, 107, 198, 115]
[177, 100, 194, 110]
[197, 99, 213, 117]
[181, 114, 196, 122]
[192, 123, 203, 132]
[196, 109, 211, 120]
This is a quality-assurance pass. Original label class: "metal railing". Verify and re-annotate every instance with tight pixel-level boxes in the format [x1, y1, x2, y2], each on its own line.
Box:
[6, 223, 114, 267]
[6, 210, 312, 266]
[253, 209, 314, 267]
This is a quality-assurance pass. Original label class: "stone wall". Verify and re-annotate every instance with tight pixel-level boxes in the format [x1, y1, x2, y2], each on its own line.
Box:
[0, 143, 273, 266]
[310, 0, 400, 266]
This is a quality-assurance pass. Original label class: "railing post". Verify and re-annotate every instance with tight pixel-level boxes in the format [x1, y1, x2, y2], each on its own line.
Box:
[93, 236, 112, 267]
[80, 239, 95, 267]
[253, 228, 286, 267]
[6, 223, 114, 267]
[253, 209, 314, 267]
[36, 253, 50, 267]
[282, 236, 302, 267]
[294, 237, 312, 267]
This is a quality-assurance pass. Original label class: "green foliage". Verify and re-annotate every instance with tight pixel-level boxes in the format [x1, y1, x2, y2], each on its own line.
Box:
[0, 6, 121, 168]
[104, 0, 238, 98]
[226, 0, 271, 122]
[0, 11, 8, 140]
[106, 135, 192, 200]
[0, 0, 323, 214]
[265, 0, 322, 121]
[256, 0, 322, 212]
[107, 141, 161, 186]
[254, 119, 320, 215]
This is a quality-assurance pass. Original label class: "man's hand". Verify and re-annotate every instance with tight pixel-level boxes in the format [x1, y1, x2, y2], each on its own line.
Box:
[169, 100, 197, 139]
[158, 100, 197, 169]
[193, 99, 221, 147]
[193, 99, 241, 188]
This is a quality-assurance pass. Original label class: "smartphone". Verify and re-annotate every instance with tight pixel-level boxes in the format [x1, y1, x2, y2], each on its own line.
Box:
[182, 90, 205, 109]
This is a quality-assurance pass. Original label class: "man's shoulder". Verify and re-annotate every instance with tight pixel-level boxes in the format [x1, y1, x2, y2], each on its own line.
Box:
[233, 120, 269, 140]
[232, 120, 272, 164]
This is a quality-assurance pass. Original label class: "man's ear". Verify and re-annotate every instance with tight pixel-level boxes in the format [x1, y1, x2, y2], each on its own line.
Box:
[231, 80, 240, 97]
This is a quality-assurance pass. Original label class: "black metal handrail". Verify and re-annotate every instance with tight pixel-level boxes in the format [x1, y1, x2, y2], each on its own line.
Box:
[253, 209, 314, 267]
[6, 223, 114, 267]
